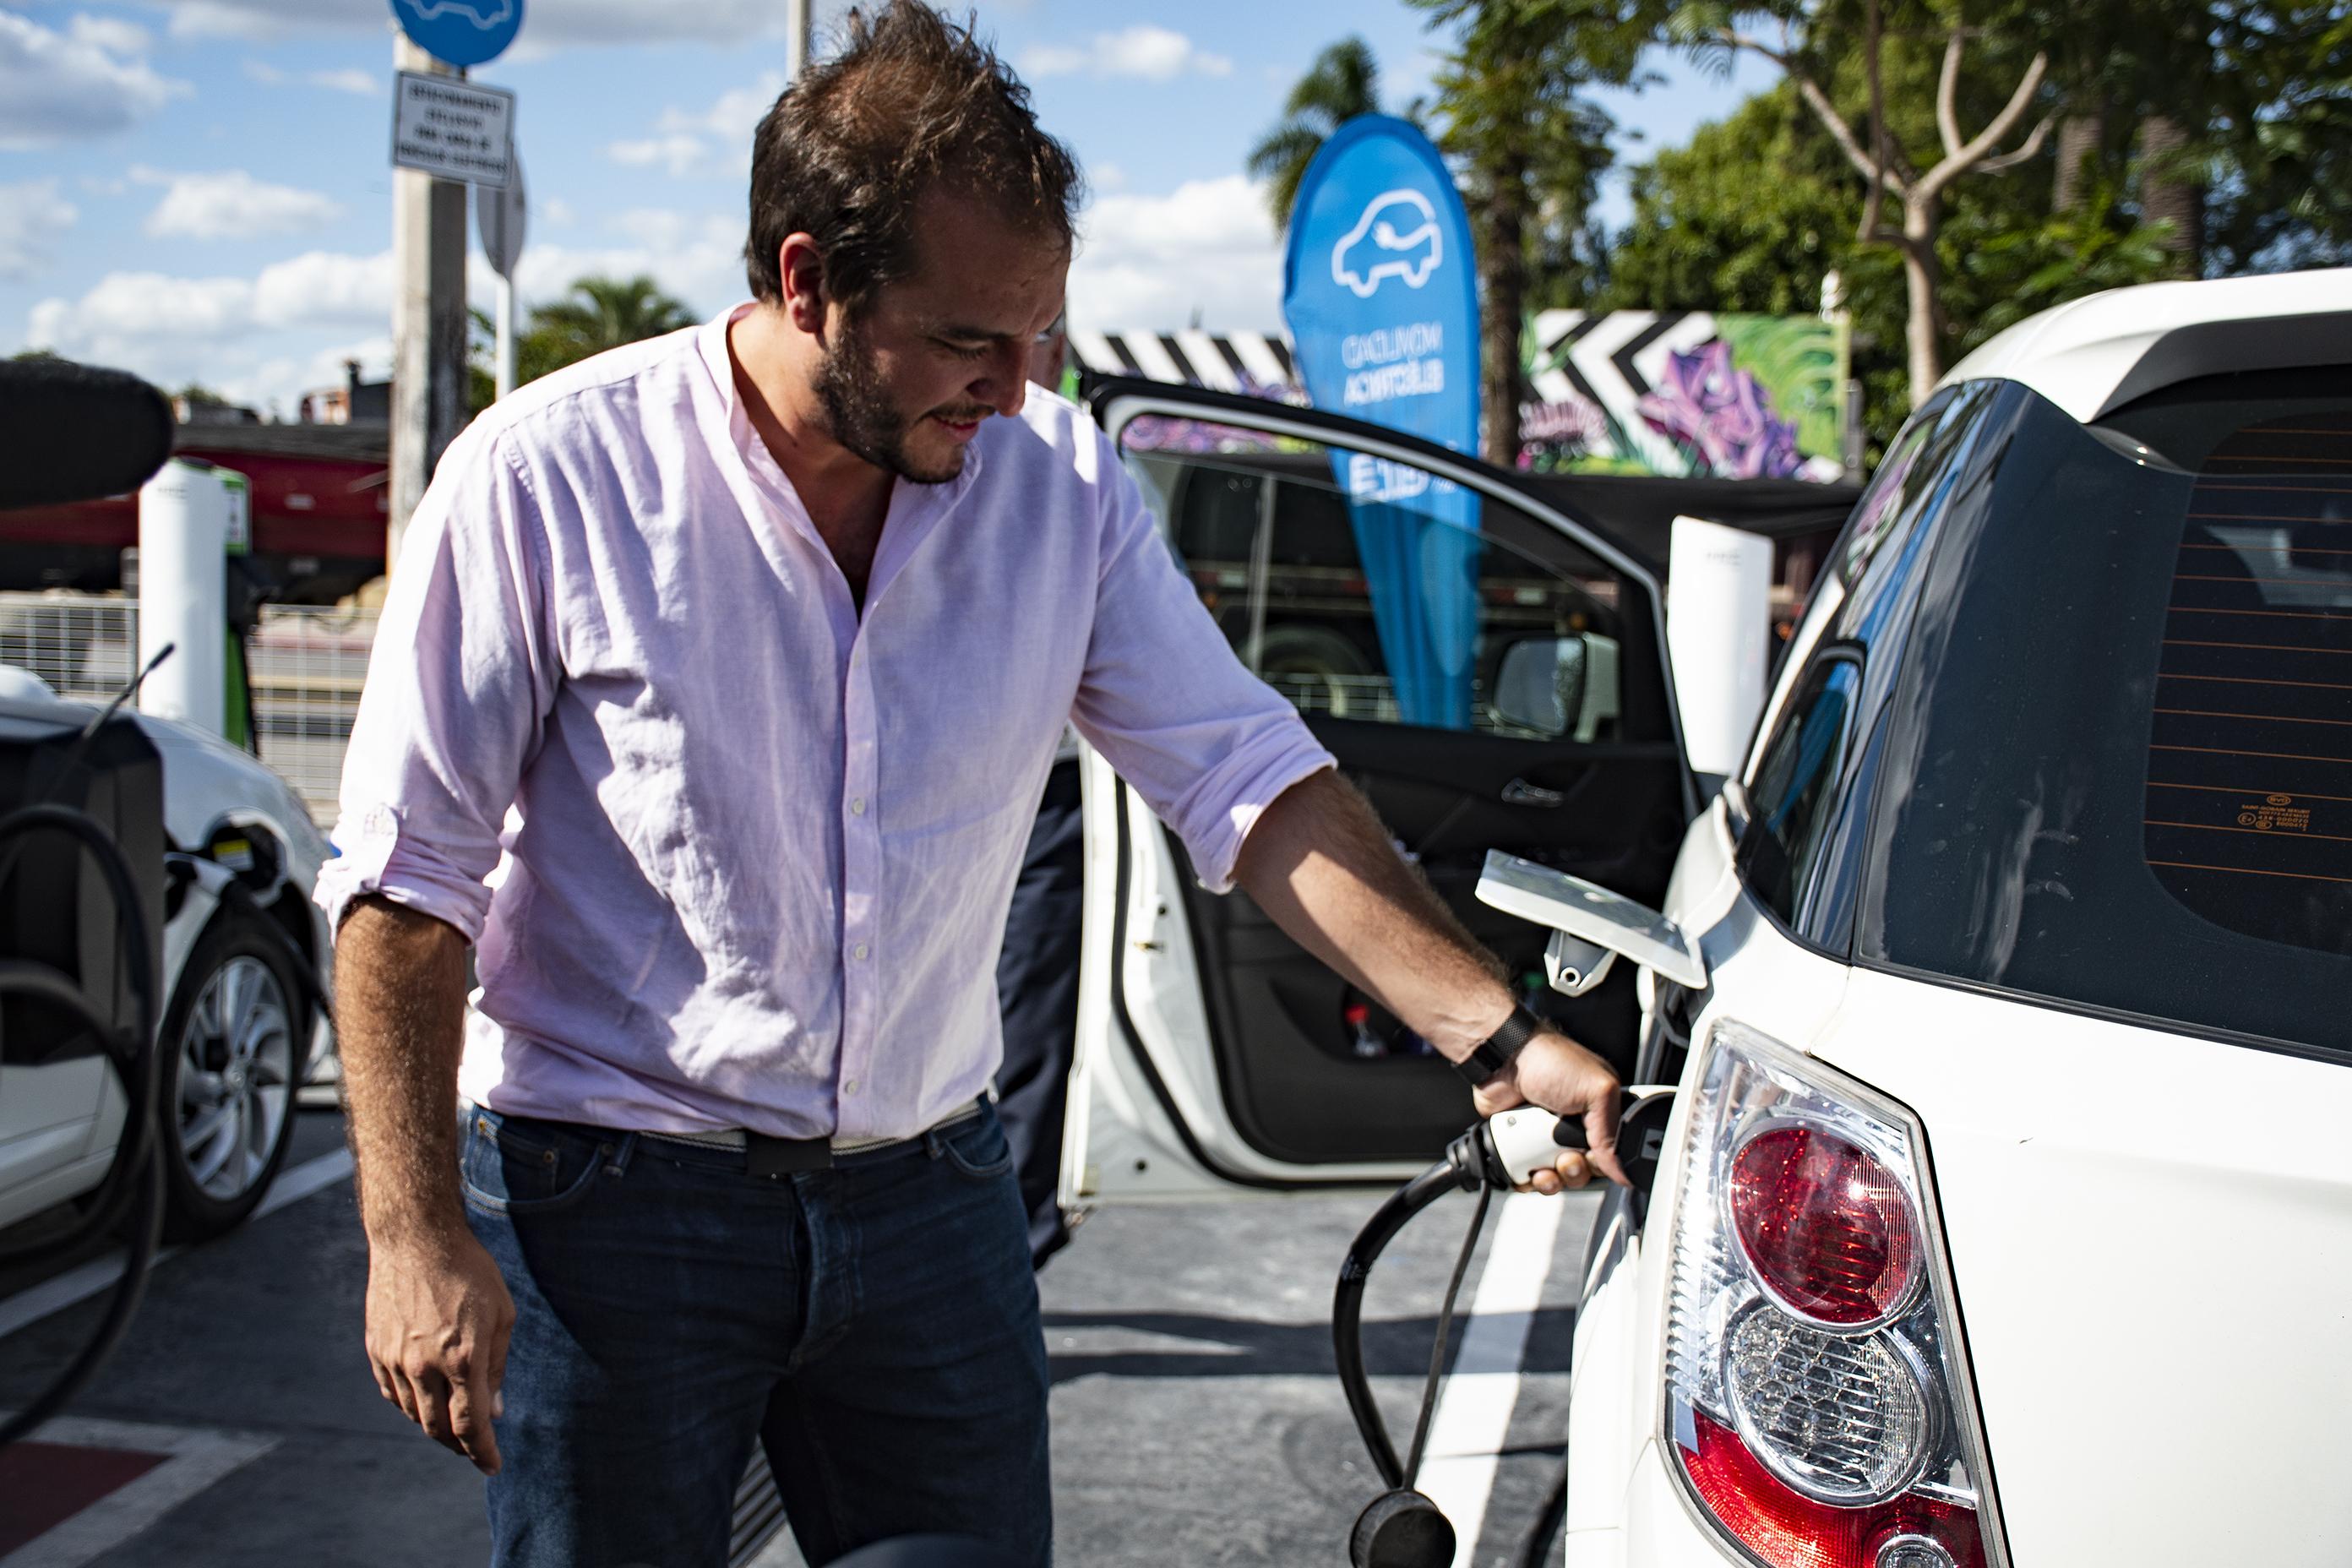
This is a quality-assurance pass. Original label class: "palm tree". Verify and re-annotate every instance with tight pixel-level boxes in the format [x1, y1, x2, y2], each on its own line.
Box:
[529, 275, 698, 363]
[1247, 38, 1386, 231]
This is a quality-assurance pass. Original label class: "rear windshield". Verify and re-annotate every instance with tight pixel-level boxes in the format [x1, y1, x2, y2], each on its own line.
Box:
[1857, 369, 2352, 1059]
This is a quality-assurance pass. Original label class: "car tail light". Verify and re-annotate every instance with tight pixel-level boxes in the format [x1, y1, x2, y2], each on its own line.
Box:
[1662, 1021, 2006, 1568]
[1729, 1124, 1922, 1327]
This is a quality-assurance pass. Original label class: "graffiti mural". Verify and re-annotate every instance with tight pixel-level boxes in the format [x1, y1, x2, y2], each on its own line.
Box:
[1522, 310, 1848, 480]
[1066, 313, 1849, 482]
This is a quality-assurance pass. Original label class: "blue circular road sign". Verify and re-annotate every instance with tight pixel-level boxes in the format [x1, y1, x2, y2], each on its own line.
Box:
[389, 0, 524, 68]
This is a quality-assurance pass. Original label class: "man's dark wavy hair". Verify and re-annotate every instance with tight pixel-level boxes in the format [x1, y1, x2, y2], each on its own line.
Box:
[743, 3, 1082, 315]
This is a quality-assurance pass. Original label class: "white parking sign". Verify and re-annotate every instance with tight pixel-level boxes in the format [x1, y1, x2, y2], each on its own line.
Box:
[391, 71, 514, 187]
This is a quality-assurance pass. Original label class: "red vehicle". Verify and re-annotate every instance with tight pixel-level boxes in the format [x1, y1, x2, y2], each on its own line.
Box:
[0, 422, 389, 606]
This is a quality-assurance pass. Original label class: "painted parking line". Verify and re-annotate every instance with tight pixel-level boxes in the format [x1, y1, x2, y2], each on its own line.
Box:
[1413, 1188, 1597, 1568]
[0, 1148, 352, 1342]
[0, 1415, 275, 1568]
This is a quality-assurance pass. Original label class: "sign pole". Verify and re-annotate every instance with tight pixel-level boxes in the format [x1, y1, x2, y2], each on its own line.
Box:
[389, 31, 468, 580]
[787, 0, 810, 79]
[475, 156, 525, 402]
[494, 272, 515, 401]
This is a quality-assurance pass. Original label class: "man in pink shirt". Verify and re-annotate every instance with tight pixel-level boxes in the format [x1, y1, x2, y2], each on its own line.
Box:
[321, 6, 1624, 1565]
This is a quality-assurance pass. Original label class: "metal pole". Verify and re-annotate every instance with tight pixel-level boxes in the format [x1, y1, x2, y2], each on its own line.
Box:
[495, 272, 515, 401]
[787, 0, 811, 79]
[389, 33, 470, 579]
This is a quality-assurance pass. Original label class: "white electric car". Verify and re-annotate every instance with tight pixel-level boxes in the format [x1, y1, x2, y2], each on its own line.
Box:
[0, 676, 336, 1244]
[1063, 269, 2352, 1567]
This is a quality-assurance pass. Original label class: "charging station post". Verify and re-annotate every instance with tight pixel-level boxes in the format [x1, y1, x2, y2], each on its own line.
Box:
[135, 459, 230, 739]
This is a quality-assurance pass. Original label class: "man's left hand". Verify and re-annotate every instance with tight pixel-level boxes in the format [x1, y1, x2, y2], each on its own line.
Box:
[1471, 1031, 1629, 1192]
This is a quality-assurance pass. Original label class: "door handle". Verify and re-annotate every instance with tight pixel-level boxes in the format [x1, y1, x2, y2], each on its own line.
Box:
[1501, 777, 1564, 808]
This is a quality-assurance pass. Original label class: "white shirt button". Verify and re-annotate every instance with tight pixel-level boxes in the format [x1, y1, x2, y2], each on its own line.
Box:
[843, 1078, 861, 1095]
[850, 797, 867, 815]
[852, 942, 869, 961]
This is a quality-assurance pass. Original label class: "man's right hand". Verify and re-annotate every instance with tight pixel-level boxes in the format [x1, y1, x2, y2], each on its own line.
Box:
[364, 1228, 515, 1476]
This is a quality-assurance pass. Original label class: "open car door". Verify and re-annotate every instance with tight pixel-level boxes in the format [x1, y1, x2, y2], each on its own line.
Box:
[1062, 381, 1696, 1205]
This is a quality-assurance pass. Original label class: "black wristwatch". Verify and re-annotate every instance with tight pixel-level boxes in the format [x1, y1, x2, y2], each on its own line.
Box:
[1451, 1004, 1545, 1088]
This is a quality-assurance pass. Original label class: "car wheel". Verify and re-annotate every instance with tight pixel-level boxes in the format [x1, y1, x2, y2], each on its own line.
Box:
[156, 915, 304, 1241]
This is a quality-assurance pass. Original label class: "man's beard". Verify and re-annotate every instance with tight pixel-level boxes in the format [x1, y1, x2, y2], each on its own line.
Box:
[813, 323, 964, 485]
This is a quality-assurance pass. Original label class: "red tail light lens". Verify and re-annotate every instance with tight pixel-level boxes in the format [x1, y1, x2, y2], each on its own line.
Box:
[1729, 1124, 1922, 1327]
[1680, 1408, 1986, 1568]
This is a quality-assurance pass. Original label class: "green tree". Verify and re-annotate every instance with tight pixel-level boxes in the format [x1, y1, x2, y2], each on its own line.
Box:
[1410, 0, 1653, 459]
[1606, 84, 1914, 446]
[1605, 75, 2175, 454]
[2205, 0, 2352, 272]
[526, 275, 697, 363]
[1669, 0, 2062, 403]
[1247, 37, 1388, 230]
[469, 274, 698, 412]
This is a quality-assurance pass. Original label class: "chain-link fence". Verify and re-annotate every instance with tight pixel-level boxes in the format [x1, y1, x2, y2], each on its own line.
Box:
[0, 591, 373, 828]
[250, 605, 374, 825]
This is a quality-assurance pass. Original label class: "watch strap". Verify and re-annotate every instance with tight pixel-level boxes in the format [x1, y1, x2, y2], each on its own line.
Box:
[1451, 1004, 1544, 1087]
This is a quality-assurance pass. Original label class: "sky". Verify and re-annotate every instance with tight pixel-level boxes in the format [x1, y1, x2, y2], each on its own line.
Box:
[0, 0, 1777, 417]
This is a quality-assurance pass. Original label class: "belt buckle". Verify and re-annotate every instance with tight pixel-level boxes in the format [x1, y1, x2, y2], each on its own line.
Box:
[746, 1132, 833, 1178]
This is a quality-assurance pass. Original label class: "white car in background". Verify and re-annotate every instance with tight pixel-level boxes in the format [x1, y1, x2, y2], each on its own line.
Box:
[1059, 268, 2352, 1566]
[0, 669, 335, 1244]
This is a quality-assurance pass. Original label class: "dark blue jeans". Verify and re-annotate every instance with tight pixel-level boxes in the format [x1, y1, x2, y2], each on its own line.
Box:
[459, 1100, 1051, 1568]
[995, 758, 1084, 1270]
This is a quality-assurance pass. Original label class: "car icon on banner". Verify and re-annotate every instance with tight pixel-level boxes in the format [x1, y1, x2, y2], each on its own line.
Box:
[1331, 189, 1443, 298]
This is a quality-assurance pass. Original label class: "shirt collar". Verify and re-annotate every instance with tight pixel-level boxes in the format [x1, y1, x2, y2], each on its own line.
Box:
[695, 301, 988, 509]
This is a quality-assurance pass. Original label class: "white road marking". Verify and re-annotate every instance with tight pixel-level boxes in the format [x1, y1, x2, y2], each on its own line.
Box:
[0, 1413, 276, 1568]
[0, 1148, 352, 1342]
[1413, 1189, 1597, 1568]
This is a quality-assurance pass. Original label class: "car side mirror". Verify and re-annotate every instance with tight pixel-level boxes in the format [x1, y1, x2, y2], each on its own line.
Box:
[1474, 850, 1707, 990]
[1489, 635, 1586, 738]
[1489, 633, 1621, 742]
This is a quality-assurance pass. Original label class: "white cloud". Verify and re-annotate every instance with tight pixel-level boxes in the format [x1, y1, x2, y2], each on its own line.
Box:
[0, 181, 79, 283]
[540, 195, 578, 227]
[607, 73, 784, 180]
[244, 57, 383, 94]
[252, 249, 397, 328]
[660, 73, 784, 144]
[308, 67, 377, 95]
[607, 133, 709, 179]
[20, 222, 742, 413]
[150, 0, 847, 46]
[71, 15, 155, 57]
[30, 272, 253, 351]
[1021, 25, 1231, 82]
[24, 248, 404, 411]
[507, 212, 743, 313]
[156, 0, 375, 40]
[135, 166, 345, 240]
[1067, 176, 1282, 333]
[0, 10, 188, 148]
[29, 250, 391, 351]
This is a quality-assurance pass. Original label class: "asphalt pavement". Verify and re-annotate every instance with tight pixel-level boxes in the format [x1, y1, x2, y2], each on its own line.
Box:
[2, 1108, 1601, 1567]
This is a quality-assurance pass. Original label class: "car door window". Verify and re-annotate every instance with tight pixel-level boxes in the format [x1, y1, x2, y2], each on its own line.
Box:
[1742, 651, 1860, 924]
[1734, 384, 1997, 946]
[1119, 416, 1634, 741]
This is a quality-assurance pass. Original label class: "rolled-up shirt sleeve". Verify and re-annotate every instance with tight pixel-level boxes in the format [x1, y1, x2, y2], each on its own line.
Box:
[1073, 444, 1334, 894]
[313, 421, 557, 942]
